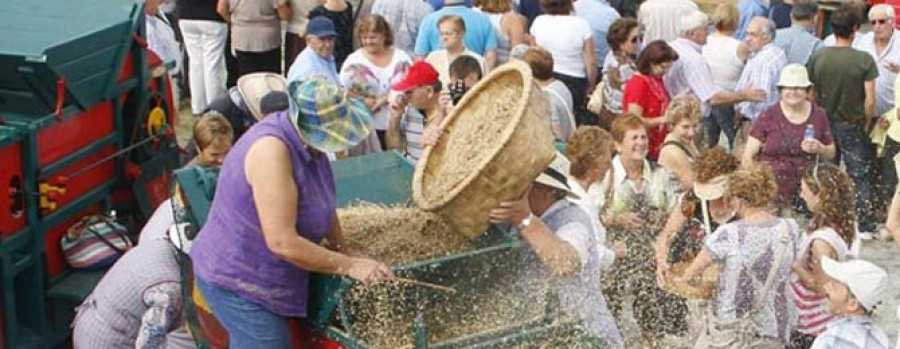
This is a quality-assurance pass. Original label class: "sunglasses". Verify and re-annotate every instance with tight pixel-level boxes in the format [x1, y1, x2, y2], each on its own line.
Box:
[871, 18, 892, 25]
[630, 35, 644, 44]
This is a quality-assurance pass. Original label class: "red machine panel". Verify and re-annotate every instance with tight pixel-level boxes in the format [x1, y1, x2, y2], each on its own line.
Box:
[44, 205, 102, 277]
[37, 101, 114, 168]
[0, 141, 26, 237]
[40, 146, 117, 214]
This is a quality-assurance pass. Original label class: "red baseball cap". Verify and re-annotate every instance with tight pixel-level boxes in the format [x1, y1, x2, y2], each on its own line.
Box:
[392, 61, 440, 92]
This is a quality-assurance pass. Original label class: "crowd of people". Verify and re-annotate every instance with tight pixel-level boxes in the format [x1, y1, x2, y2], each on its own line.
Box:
[70, 0, 900, 348]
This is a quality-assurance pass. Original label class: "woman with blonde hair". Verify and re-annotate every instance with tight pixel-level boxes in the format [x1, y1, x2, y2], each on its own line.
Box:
[476, 0, 527, 64]
[789, 163, 860, 347]
[681, 163, 799, 348]
[188, 112, 234, 168]
[658, 95, 701, 193]
[702, 3, 746, 149]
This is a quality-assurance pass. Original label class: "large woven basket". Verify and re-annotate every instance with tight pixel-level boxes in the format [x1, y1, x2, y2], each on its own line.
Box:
[412, 61, 555, 238]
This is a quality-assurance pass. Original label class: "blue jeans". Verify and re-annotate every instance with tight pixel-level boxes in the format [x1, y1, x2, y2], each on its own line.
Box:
[705, 106, 736, 149]
[195, 276, 291, 349]
[830, 122, 877, 232]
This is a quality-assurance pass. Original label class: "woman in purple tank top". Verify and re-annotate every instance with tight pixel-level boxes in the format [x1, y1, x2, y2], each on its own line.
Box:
[190, 78, 393, 348]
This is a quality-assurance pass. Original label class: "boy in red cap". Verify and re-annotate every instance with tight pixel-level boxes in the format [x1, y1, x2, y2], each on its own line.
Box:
[385, 61, 451, 161]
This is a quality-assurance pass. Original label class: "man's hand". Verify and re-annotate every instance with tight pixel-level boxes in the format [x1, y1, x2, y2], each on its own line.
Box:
[421, 124, 443, 147]
[879, 116, 891, 128]
[439, 90, 455, 115]
[488, 186, 533, 226]
[389, 94, 409, 121]
[739, 87, 766, 102]
[885, 61, 900, 74]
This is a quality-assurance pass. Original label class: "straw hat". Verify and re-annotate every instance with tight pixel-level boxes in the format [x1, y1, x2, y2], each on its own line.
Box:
[535, 152, 574, 195]
[288, 78, 373, 152]
[776, 64, 813, 88]
[693, 175, 728, 201]
[237, 73, 288, 120]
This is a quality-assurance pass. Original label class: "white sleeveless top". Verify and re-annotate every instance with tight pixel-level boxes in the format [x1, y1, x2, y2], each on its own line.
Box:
[486, 12, 512, 64]
[790, 227, 857, 335]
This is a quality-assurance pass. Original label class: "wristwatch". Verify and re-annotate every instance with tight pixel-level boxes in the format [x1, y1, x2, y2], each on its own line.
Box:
[518, 213, 535, 230]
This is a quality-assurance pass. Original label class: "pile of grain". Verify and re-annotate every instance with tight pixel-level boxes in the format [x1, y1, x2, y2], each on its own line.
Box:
[421, 84, 524, 204]
[338, 202, 471, 265]
[347, 281, 543, 348]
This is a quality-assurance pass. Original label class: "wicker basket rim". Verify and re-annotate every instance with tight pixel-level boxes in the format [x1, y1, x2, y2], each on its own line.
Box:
[412, 61, 536, 210]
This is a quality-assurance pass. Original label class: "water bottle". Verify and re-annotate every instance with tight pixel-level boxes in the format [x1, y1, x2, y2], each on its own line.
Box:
[804, 124, 815, 141]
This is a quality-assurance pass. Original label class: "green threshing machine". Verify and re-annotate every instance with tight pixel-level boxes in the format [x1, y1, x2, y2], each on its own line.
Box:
[174, 151, 606, 348]
[0, 0, 179, 347]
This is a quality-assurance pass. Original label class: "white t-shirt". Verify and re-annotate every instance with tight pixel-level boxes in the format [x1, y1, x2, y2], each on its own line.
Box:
[530, 15, 593, 78]
[340, 49, 413, 130]
[702, 33, 745, 92]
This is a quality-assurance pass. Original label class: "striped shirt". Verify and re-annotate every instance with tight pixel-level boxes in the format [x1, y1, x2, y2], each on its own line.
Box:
[665, 38, 721, 116]
[734, 43, 787, 121]
[790, 227, 854, 336]
[401, 107, 427, 162]
[811, 316, 891, 349]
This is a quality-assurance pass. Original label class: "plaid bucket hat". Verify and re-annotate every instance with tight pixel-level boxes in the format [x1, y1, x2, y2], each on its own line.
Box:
[288, 78, 373, 152]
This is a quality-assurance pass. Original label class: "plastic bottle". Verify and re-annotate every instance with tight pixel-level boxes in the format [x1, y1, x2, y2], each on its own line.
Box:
[804, 124, 815, 140]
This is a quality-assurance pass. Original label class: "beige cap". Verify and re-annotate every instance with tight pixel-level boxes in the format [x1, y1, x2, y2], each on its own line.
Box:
[821, 256, 889, 311]
[694, 175, 728, 201]
[776, 64, 813, 88]
[237, 73, 288, 120]
[535, 152, 574, 195]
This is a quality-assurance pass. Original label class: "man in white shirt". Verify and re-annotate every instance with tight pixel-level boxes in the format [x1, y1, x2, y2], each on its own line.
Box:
[638, 0, 699, 43]
[734, 17, 787, 123]
[665, 12, 766, 122]
[854, 5, 900, 118]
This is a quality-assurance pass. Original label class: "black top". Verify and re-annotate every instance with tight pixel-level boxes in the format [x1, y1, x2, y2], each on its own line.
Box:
[769, 3, 792, 30]
[177, 0, 225, 22]
[309, 2, 355, 70]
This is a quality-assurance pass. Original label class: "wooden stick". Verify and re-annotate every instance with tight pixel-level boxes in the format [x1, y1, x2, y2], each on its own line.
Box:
[391, 277, 457, 293]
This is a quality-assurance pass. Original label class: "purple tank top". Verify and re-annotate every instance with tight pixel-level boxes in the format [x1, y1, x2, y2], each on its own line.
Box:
[191, 111, 336, 317]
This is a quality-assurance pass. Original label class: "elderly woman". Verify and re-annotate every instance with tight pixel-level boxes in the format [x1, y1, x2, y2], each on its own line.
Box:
[565, 126, 624, 272]
[622, 40, 679, 161]
[702, 3, 746, 150]
[598, 115, 682, 347]
[489, 153, 624, 348]
[790, 163, 860, 347]
[599, 17, 641, 130]
[681, 164, 800, 348]
[658, 95, 701, 193]
[216, 0, 290, 76]
[531, 0, 597, 126]
[742, 64, 836, 216]
[341, 15, 413, 147]
[190, 78, 393, 347]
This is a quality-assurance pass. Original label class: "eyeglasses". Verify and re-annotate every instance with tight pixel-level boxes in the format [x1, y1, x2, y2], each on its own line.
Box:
[871, 18, 892, 25]
[630, 35, 644, 43]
